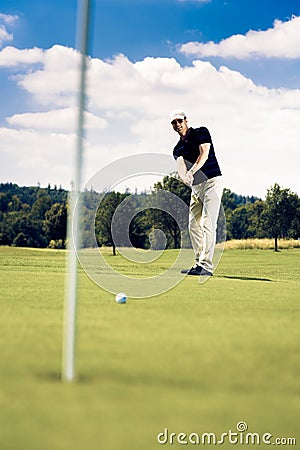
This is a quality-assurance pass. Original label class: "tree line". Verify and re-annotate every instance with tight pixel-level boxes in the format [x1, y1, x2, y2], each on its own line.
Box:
[0, 179, 299, 252]
[0, 183, 68, 248]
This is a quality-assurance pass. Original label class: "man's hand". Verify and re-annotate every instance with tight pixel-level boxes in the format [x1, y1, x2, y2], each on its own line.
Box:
[176, 156, 194, 186]
[184, 170, 194, 186]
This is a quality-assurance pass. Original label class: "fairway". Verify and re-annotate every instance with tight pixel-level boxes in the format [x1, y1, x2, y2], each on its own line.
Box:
[0, 246, 299, 449]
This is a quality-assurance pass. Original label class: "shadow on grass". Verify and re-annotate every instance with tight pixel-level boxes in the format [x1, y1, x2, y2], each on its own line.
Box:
[38, 370, 211, 390]
[37, 372, 95, 384]
[38, 370, 267, 394]
[217, 275, 274, 282]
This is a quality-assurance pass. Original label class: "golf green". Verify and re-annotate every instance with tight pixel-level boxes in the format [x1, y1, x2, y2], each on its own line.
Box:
[0, 246, 299, 449]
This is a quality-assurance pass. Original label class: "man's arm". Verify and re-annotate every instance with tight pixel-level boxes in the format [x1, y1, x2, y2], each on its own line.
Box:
[176, 156, 193, 186]
[187, 143, 210, 178]
[176, 143, 210, 185]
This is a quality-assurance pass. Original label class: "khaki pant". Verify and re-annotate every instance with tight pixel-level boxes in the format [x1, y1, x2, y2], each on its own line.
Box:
[189, 176, 223, 272]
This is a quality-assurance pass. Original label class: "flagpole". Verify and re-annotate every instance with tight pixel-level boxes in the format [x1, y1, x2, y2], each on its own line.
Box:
[62, 0, 92, 381]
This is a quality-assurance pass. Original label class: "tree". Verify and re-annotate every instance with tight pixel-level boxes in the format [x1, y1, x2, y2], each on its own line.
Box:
[44, 203, 67, 248]
[287, 210, 300, 239]
[95, 192, 129, 255]
[8, 195, 22, 212]
[153, 173, 191, 206]
[150, 174, 190, 249]
[262, 183, 299, 251]
[0, 212, 47, 247]
[30, 194, 52, 220]
[227, 205, 252, 240]
[12, 232, 28, 247]
[129, 208, 151, 249]
[80, 189, 102, 248]
[227, 201, 266, 240]
[222, 188, 260, 212]
[246, 200, 266, 239]
[0, 192, 9, 213]
[222, 188, 238, 212]
[0, 183, 68, 248]
[1, 181, 299, 250]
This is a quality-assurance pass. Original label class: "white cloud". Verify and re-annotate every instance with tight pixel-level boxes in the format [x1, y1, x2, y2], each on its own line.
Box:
[179, 16, 300, 59]
[0, 46, 44, 66]
[0, 13, 18, 47]
[0, 127, 75, 188]
[1, 44, 300, 197]
[6, 108, 107, 133]
[0, 13, 18, 25]
[15, 45, 79, 105]
[0, 25, 12, 47]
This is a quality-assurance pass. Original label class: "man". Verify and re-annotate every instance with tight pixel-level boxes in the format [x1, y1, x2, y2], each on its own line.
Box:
[170, 109, 223, 276]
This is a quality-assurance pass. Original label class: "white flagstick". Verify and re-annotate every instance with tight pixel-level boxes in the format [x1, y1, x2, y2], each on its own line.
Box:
[62, 0, 91, 381]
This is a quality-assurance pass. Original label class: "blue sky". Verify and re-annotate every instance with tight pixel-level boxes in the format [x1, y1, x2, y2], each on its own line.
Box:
[0, 0, 300, 196]
[3, 0, 300, 86]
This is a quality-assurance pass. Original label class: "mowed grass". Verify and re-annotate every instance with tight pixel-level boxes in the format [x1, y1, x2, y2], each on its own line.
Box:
[0, 246, 299, 450]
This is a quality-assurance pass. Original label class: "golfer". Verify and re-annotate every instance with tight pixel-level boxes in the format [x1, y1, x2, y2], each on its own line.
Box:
[170, 109, 223, 276]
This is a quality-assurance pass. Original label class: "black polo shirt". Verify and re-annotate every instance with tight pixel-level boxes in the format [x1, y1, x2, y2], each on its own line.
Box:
[173, 127, 222, 184]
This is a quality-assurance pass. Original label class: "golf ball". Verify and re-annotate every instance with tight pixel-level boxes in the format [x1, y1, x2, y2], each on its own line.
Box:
[115, 292, 127, 304]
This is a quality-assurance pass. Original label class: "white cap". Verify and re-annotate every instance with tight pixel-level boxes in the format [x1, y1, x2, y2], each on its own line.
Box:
[169, 109, 186, 122]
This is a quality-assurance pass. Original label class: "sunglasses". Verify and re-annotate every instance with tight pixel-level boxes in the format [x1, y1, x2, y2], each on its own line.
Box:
[171, 118, 184, 126]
